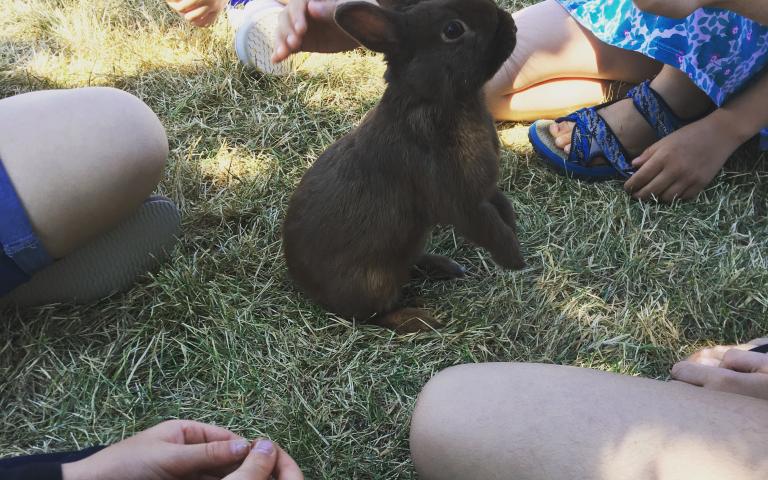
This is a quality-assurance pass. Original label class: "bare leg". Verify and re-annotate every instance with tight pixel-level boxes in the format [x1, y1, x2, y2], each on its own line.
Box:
[485, 0, 662, 120]
[411, 363, 768, 480]
[0, 87, 168, 259]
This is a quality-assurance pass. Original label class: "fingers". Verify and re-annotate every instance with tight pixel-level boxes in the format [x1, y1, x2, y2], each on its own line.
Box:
[660, 181, 688, 203]
[192, 10, 220, 27]
[630, 149, 651, 169]
[688, 347, 728, 367]
[273, 446, 305, 480]
[624, 150, 662, 195]
[224, 439, 279, 480]
[176, 420, 244, 444]
[679, 184, 700, 201]
[687, 342, 764, 366]
[671, 360, 768, 400]
[721, 348, 768, 374]
[288, 0, 308, 34]
[626, 150, 693, 202]
[166, 0, 202, 14]
[307, 0, 337, 21]
[633, 167, 676, 201]
[166, 0, 223, 26]
[671, 360, 723, 387]
[171, 438, 251, 475]
[671, 361, 752, 394]
[143, 420, 241, 443]
[274, 7, 301, 63]
[189, 10, 219, 27]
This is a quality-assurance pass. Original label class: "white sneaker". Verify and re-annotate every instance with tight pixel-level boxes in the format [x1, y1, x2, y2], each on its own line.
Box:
[232, 0, 308, 75]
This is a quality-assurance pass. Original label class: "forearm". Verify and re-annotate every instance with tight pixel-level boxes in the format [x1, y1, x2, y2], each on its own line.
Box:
[707, 68, 768, 146]
[707, 0, 768, 25]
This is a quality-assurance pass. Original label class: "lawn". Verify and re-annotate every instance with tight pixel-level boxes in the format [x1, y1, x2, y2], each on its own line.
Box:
[1, 0, 767, 478]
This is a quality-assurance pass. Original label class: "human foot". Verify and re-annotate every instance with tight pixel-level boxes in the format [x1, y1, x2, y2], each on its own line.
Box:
[528, 80, 679, 181]
[548, 96, 658, 161]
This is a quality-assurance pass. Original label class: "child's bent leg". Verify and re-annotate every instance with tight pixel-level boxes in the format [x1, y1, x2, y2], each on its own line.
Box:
[485, 0, 661, 120]
[0, 87, 168, 259]
[410, 362, 768, 480]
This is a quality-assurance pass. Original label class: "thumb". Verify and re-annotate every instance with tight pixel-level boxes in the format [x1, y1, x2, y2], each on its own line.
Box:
[225, 439, 278, 480]
[174, 438, 251, 473]
[307, 0, 336, 21]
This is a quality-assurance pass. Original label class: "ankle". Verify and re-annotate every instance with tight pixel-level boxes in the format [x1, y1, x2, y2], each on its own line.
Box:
[598, 98, 658, 157]
[649, 73, 714, 120]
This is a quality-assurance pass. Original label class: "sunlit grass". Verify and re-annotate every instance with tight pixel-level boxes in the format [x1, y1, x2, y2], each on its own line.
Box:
[1, 0, 767, 478]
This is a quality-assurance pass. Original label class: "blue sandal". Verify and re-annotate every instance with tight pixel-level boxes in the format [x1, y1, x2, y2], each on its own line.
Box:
[528, 80, 695, 181]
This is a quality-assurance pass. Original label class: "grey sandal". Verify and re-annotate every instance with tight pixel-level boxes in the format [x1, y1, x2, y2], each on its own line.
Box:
[2, 195, 180, 306]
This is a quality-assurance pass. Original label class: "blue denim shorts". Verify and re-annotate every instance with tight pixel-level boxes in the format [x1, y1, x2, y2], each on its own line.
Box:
[0, 158, 53, 297]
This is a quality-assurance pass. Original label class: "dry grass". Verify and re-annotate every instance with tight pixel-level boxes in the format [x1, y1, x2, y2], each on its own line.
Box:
[1, 0, 767, 478]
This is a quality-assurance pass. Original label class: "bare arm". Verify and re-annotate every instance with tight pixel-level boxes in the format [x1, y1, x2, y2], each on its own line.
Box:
[624, 65, 768, 201]
[708, 0, 768, 25]
[633, 0, 768, 25]
[712, 67, 768, 146]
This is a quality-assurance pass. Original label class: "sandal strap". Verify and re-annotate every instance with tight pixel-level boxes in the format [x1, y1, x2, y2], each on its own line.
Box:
[556, 107, 635, 178]
[628, 80, 684, 139]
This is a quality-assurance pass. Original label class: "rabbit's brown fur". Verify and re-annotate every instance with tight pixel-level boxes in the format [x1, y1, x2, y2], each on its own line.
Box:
[283, 0, 523, 332]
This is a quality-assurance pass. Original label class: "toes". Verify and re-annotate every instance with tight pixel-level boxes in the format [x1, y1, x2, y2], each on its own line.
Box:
[552, 121, 574, 152]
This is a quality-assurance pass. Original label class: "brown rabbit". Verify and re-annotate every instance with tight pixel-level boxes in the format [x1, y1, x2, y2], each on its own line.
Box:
[283, 0, 524, 333]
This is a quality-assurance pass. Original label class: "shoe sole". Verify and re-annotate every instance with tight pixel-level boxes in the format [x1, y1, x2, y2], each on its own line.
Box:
[1, 196, 181, 307]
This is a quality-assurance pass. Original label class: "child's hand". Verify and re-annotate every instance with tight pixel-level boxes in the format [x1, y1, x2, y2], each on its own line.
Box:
[272, 0, 359, 63]
[166, 0, 228, 27]
[671, 339, 768, 401]
[62, 420, 304, 480]
[623, 112, 740, 202]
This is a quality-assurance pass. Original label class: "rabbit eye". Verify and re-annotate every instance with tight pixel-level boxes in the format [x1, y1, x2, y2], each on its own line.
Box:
[441, 20, 466, 42]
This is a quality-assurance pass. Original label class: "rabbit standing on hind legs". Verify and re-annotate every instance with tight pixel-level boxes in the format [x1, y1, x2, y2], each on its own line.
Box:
[283, 0, 524, 333]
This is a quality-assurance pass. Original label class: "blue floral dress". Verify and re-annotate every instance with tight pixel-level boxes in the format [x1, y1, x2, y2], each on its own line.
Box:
[556, 0, 768, 149]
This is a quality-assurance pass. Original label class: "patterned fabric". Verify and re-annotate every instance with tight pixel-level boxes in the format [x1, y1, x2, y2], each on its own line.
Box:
[629, 81, 685, 138]
[556, 0, 768, 150]
[558, 105, 635, 178]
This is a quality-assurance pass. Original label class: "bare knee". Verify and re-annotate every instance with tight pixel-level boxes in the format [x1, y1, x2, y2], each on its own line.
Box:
[0, 87, 170, 256]
[410, 363, 568, 480]
[410, 364, 492, 480]
[88, 87, 169, 192]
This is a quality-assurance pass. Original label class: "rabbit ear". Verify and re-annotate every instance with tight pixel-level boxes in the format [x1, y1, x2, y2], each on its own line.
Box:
[335, 2, 400, 54]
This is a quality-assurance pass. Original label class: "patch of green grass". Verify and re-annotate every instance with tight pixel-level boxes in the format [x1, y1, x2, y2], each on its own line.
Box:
[1, 1, 767, 478]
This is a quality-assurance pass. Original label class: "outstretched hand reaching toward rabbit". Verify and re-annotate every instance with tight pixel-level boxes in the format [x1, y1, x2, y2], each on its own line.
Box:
[272, 0, 359, 63]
